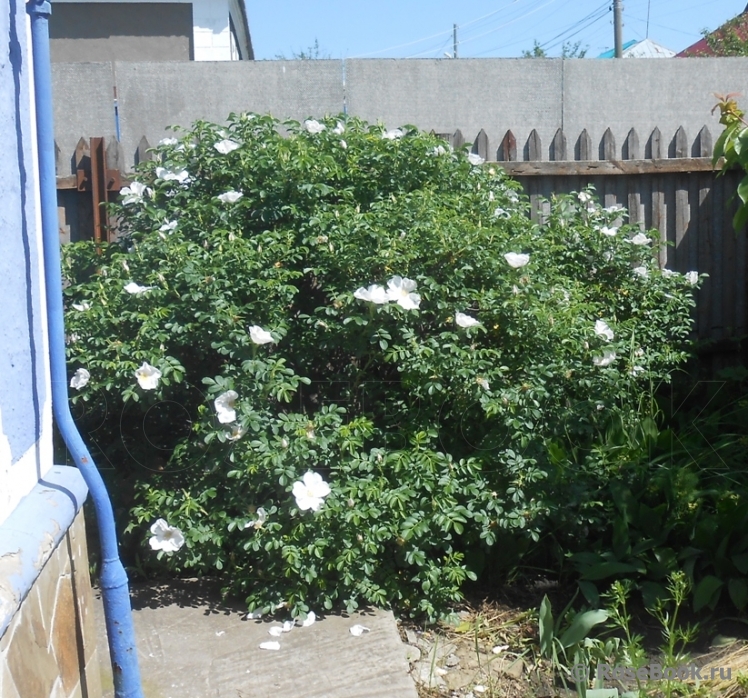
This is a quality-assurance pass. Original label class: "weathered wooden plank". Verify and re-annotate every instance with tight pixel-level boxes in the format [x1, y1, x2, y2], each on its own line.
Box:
[498, 130, 517, 162]
[674, 172, 690, 273]
[723, 172, 738, 337]
[648, 127, 663, 159]
[710, 174, 725, 340]
[600, 128, 616, 160]
[736, 190, 748, 336]
[136, 135, 152, 165]
[576, 129, 592, 161]
[627, 172, 643, 229]
[106, 137, 125, 172]
[672, 126, 689, 158]
[472, 129, 489, 161]
[696, 170, 712, 338]
[497, 157, 720, 176]
[623, 128, 640, 160]
[550, 128, 567, 161]
[527, 130, 542, 161]
[696, 126, 713, 158]
[651, 172, 667, 268]
[452, 129, 465, 150]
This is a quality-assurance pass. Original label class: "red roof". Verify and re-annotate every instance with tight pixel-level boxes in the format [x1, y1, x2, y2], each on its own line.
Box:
[677, 3, 748, 56]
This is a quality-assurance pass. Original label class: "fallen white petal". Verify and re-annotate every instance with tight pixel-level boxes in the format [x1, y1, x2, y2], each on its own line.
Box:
[215, 631, 225, 637]
[349, 624, 370, 637]
[282, 620, 294, 633]
[301, 611, 316, 628]
[268, 626, 284, 636]
[492, 644, 509, 654]
[259, 641, 281, 651]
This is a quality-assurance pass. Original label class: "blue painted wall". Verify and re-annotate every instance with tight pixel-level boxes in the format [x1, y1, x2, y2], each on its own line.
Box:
[1, 0, 47, 468]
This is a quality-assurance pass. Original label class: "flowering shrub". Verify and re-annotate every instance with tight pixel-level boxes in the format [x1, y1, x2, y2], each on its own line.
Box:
[62, 114, 701, 619]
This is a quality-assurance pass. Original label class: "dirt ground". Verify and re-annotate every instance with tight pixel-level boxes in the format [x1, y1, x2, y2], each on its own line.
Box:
[399, 579, 748, 698]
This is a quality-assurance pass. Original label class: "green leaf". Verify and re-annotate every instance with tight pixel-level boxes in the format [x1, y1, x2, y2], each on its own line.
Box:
[538, 595, 554, 658]
[733, 202, 748, 232]
[693, 575, 723, 612]
[728, 578, 748, 611]
[559, 609, 608, 649]
[732, 552, 748, 574]
[581, 562, 642, 581]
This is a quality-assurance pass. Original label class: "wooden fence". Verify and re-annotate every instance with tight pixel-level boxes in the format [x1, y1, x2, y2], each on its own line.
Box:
[56, 126, 748, 370]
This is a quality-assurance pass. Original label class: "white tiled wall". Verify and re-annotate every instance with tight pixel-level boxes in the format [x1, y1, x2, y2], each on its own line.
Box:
[54, 0, 237, 61]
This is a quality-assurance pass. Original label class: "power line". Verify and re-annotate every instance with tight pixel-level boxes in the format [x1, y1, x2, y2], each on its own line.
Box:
[350, 0, 525, 58]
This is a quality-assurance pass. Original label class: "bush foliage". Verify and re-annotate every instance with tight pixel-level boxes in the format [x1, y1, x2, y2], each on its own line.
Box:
[62, 114, 701, 619]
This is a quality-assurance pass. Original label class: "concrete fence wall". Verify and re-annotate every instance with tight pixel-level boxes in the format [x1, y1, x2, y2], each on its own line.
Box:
[51, 57, 748, 173]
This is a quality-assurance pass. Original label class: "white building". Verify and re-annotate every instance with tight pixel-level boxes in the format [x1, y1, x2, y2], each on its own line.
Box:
[51, 0, 253, 62]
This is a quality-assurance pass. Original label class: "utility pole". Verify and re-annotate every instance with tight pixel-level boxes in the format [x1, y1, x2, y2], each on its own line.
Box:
[453, 24, 458, 58]
[613, 0, 623, 58]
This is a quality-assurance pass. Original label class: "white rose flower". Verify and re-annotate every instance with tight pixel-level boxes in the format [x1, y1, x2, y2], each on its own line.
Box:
[467, 152, 485, 166]
[594, 320, 614, 342]
[353, 284, 388, 305]
[455, 312, 481, 328]
[214, 139, 240, 154]
[124, 281, 154, 295]
[630, 365, 645, 376]
[304, 119, 326, 134]
[72, 301, 90, 311]
[244, 507, 267, 530]
[249, 325, 274, 345]
[431, 145, 447, 156]
[149, 519, 185, 552]
[134, 362, 161, 390]
[630, 233, 650, 245]
[604, 204, 624, 214]
[599, 226, 618, 236]
[385, 276, 421, 309]
[155, 167, 190, 184]
[217, 190, 243, 204]
[493, 207, 510, 219]
[382, 128, 404, 140]
[158, 137, 178, 146]
[593, 350, 617, 367]
[685, 271, 699, 285]
[159, 220, 178, 233]
[340, 140, 347, 149]
[227, 424, 246, 441]
[661, 268, 678, 277]
[332, 121, 345, 135]
[292, 471, 331, 512]
[578, 192, 592, 203]
[70, 368, 90, 390]
[214, 390, 238, 424]
[120, 181, 153, 205]
[504, 253, 530, 268]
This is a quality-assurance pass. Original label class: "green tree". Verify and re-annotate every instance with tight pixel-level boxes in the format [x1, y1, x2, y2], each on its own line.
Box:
[522, 40, 588, 58]
[275, 38, 329, 60]
[702, 16, 748, 56]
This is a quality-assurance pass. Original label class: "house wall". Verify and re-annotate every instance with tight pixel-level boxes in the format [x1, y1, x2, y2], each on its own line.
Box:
[1, 0, 53, 527]
[52, 0, 239, 61]
[50, 2, 194, 62]
[50, 56, 748, 173]
[1, 3, 101, 697]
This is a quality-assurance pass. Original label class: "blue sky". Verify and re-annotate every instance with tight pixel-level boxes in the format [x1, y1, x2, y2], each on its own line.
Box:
[246, 0, 746, 60]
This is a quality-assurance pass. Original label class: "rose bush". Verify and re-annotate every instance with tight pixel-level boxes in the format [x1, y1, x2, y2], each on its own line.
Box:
[62, 113, 701, 619]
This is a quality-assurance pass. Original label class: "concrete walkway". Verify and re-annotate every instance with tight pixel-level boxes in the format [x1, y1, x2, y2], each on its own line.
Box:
[93, 579, 419, 698]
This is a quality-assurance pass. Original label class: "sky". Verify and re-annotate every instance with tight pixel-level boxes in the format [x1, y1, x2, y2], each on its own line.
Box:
[246, 0, 747, 60]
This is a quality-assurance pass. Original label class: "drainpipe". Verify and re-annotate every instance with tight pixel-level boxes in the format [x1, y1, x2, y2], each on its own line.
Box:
[26, 2, 144, 697]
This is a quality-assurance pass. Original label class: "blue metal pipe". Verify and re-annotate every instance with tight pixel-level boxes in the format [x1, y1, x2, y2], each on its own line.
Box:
[26, 2, 144, 696]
